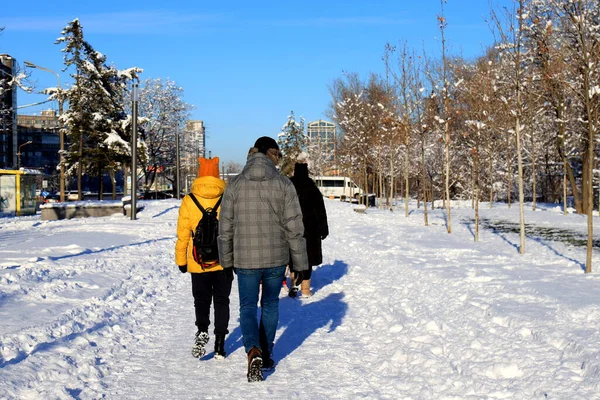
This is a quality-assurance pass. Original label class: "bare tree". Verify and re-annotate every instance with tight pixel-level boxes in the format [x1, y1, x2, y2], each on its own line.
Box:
[438, 0, 453, 233]
[330, 73, 374, 200]
[392, 43, 416, 217]
[136, 78, 193, 192]
[491, 0, 532, 254]
[549, 0, 600, 272]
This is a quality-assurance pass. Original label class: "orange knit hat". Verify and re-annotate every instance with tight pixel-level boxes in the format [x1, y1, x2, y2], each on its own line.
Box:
[198, 157, 220, 178]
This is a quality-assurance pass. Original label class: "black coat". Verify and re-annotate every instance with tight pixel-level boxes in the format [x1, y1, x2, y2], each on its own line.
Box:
[289, 168, 329, 268]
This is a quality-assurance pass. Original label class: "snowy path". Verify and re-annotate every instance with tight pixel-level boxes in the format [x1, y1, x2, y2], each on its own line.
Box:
[1, 199, 600, 399]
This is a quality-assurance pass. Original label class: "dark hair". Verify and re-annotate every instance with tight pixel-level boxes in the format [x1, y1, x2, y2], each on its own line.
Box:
[293, 162, 309, 178]
[254, 136, 279, 154]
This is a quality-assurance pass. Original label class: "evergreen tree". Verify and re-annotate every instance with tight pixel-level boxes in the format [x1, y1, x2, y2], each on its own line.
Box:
[56, 19, 141, 198]
[278, 111, 307, 176]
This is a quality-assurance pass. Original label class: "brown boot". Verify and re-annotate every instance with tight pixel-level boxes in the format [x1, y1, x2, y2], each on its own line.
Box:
[301, 279, 312, 298]
[247, 347, 263, 382]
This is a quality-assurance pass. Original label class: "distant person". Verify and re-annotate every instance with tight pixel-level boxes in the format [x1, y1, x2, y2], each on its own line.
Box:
[175, 157, 233, 360]
[218, 136, 308, 382]
[288, 158, 329, 298]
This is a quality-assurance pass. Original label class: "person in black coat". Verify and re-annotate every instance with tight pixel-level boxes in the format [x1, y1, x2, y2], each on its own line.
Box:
[288, 162, 329, 297]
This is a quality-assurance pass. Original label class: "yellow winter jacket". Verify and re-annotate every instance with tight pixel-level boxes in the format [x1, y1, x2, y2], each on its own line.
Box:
[175, 176, 226, 273]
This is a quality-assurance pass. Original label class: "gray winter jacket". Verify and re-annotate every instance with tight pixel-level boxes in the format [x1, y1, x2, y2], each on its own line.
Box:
[217, 152, 308, 271]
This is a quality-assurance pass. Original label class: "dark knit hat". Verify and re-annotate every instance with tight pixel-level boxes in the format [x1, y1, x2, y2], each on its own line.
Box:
[294, 162, 309, 178]
[254, 136, 279, 154]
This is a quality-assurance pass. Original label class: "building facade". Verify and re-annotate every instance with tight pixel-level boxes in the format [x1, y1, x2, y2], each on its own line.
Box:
[0, 54, 18, 169]
[17, 110, 60, 174]
[306, 120, 337, 175]
[307, 120, 336, 156]
[183, 120, 206, 191]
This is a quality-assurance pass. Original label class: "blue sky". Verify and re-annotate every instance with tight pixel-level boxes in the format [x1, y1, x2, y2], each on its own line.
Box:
[1, 0, 511, 166]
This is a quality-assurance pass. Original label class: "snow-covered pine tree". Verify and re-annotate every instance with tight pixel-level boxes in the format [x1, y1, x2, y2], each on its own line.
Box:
[278, 111, 307, 177]
[55, 19, 88, 197]
[84, 49, 142, 199]
[56, 19, 141, 198]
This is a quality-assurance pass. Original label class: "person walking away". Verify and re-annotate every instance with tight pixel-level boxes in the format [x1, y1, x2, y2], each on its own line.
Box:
[175, 156, 234, 360]
[288, 160, 329, 298]
[218, 136, 308, 382]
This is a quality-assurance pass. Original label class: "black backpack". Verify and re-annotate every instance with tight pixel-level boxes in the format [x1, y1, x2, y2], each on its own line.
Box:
[189, 193, 222, 269]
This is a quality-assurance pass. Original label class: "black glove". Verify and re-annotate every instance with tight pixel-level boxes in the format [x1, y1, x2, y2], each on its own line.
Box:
[225, 267, 234, 281]
[178, 265, 187, 273]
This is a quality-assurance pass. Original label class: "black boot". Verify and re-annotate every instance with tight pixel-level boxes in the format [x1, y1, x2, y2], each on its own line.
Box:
[214, 334, 226, 359]
[259, 329, 275, 371]
[261, 349, 275, 371]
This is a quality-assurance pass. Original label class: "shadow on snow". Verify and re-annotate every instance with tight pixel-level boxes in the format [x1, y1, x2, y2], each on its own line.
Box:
[218, 260, 349, 379]
[467, 217, 589, 270]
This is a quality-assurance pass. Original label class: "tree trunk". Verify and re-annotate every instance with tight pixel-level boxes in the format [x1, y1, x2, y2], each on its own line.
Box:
[471, 162, 475, 209]
[417, 178, 421, 209]
[363, 160, 368, 207]
[516, 115, 526, 255]
[584, 86, 595, 274]
[507, 133, 512, 209]
[475, 150, 480, 242]
[371, 168, 376, 207]
[544, 153, 550, 203]
[122, 164, 127, 198]
[77, 133, 83, 201]
[445, 120, 452, 233]
[531, 132, 537, 211]
[110, 169, 117, 200]
[99, 169, 104, 200]
[583, 149, 591, 214]
[586, 137, 594, 274]
[489, 154, 494, 208]
[555, 110, 582, 213]
[155, 170, 159, 198]
[422, 138, 428, 226]
[563, 170, 567, 216]
[405, 144, 409, 217]
[431, 179, 435, 211]
[378, 147, 383, 209]
[389, 144, 394, 211]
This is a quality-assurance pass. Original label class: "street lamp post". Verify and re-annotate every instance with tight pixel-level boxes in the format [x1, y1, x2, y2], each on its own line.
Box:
[17, 140, 33, 169]
[24, 61, 65, 202]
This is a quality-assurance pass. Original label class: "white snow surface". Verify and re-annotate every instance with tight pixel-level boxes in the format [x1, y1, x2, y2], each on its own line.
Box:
[1, 199, 600, 399]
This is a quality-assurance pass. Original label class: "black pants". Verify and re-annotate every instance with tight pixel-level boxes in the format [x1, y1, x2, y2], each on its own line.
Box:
[289, 265, 313, 281]
[191, 270, 232, 335]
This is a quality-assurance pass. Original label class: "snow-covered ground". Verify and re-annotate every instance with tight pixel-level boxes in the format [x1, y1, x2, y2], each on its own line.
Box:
[1, 198, 599, 399]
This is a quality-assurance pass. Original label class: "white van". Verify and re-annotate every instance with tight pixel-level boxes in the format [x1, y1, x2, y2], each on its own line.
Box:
[314, 176, 364, 199]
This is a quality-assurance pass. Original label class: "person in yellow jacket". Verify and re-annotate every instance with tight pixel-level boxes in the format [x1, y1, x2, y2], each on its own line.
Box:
[175, 156, 234, 359]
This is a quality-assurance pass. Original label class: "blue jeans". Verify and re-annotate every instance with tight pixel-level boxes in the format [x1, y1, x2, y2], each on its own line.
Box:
[236, 265, 286, 356]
